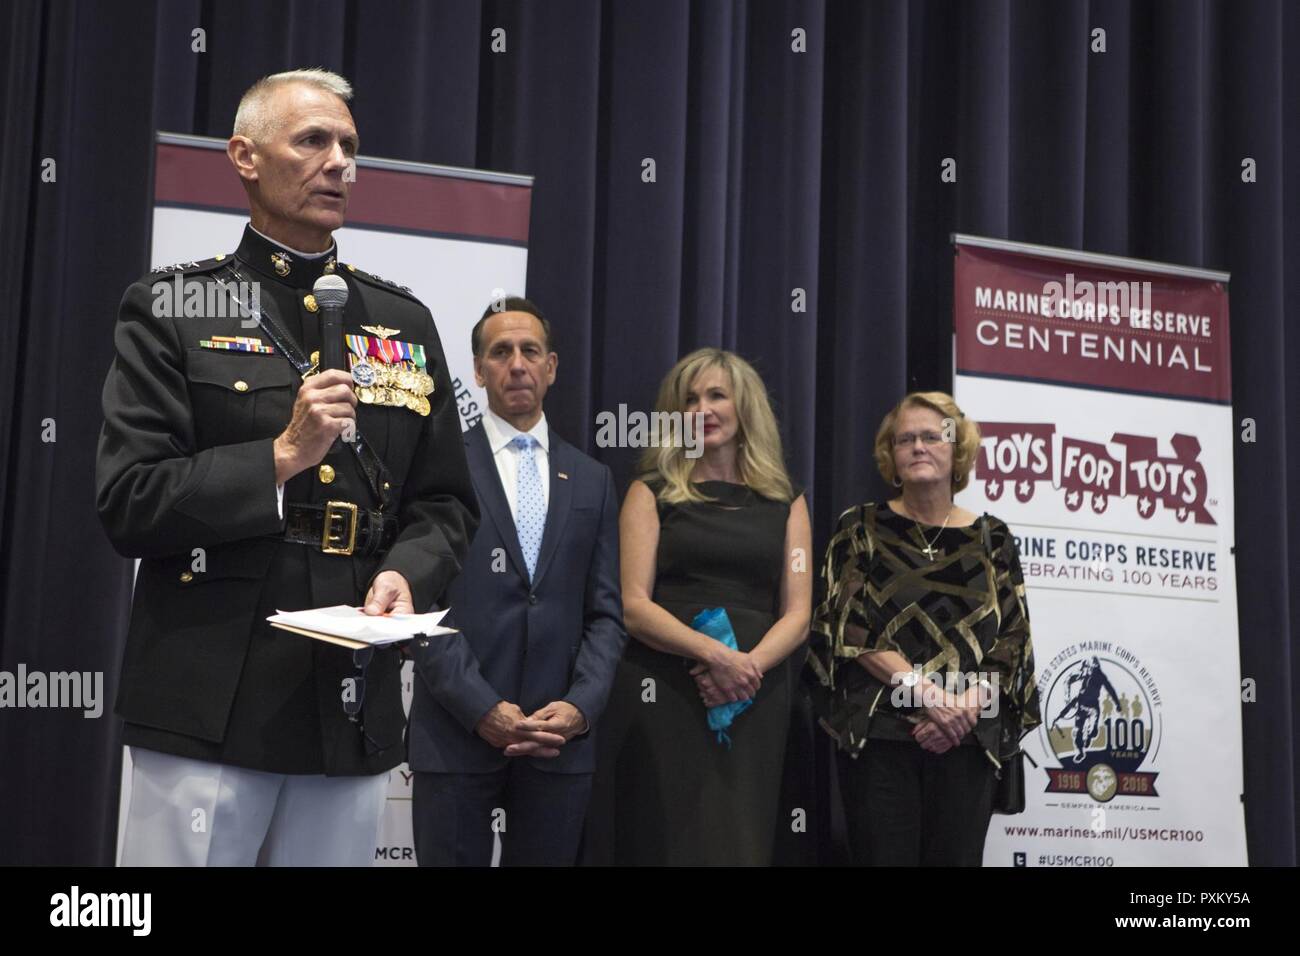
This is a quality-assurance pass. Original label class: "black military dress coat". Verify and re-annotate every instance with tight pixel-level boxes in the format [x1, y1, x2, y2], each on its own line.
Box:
[96, 225, 478, 776]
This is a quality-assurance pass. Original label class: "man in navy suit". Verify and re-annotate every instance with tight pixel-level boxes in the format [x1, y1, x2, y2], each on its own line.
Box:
[408, 296, 626, 866]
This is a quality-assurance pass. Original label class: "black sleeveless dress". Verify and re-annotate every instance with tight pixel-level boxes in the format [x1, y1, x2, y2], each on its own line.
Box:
[592, 479, 797, 865]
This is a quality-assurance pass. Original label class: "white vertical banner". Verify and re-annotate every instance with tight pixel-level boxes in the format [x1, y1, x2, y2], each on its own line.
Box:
[118, 134, 531, 866]
[951, 236, 1246, 866]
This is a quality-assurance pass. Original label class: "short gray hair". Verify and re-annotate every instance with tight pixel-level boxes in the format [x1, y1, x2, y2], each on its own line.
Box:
[233, 68, 353, 143]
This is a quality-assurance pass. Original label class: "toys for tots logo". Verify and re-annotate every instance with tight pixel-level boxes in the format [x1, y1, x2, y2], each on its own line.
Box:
[1037, 644, 1162, 802]
[975, 423, 1214, 524]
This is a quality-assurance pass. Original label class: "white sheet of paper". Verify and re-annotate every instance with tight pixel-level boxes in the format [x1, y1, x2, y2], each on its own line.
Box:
[266, 606, 454, 646]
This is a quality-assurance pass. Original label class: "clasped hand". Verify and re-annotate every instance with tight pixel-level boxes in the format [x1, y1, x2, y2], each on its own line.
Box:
[912, 686, 982, 754]
[690, 645, 762, 708]
[476, 700, 585, 758]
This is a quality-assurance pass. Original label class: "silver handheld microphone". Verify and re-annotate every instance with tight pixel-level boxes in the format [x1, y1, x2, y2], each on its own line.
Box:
[313, 274, 349, 372]
[312, 275, 351, 451]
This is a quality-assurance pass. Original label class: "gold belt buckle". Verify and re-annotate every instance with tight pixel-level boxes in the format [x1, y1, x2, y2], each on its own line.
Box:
[321, 501, 359, 555]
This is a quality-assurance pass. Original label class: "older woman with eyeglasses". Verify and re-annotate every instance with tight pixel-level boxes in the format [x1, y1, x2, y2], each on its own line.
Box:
[808, 391, 1040, 866]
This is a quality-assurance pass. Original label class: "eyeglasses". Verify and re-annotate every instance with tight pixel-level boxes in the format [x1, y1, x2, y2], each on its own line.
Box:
[894, 431, 947, 448]
[344, 645, 382, 753]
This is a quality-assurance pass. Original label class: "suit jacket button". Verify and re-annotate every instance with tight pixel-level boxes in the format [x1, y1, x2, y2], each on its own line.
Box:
[528, 593, 538, 605]
[179, 571, 194, 583]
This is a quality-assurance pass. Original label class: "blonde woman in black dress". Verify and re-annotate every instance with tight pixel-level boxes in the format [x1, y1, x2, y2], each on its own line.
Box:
[599, 348, 811, 865]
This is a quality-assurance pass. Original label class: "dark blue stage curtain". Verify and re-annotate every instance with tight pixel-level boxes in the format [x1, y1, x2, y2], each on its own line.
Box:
[1, 0, 1295, 865]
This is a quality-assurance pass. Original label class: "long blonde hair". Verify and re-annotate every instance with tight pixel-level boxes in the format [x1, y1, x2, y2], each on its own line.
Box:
[638, 348, 794, 504]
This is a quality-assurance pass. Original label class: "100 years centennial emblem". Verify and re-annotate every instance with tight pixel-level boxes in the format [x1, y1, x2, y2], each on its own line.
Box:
[1038, 645, 1162, 802]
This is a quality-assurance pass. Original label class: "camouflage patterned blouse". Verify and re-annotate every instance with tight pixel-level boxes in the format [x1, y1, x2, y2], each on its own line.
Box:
[807, 502, 1041, 767]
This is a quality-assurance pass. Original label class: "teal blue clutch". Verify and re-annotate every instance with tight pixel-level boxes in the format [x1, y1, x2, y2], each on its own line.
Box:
[691, 607, 753, 747]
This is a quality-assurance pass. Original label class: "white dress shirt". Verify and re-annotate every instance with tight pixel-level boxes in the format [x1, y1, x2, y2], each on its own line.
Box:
[480, 408, 585, 732]
[481, 407, 551, 523]
[250, 223, 336, 260]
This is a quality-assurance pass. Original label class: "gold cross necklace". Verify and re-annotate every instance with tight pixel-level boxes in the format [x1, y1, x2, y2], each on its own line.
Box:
[904, 502, 953, 560]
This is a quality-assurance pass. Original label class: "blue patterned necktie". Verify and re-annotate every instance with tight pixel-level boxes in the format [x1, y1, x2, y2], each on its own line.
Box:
[511, 434, 545, 579]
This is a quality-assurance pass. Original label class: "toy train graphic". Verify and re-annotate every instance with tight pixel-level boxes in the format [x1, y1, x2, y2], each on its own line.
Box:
[974, 423, 1215, 525]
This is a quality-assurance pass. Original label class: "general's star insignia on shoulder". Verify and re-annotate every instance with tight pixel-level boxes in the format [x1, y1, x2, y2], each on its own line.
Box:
[149, 255, 229, 276]
[343, 263, 413, 294]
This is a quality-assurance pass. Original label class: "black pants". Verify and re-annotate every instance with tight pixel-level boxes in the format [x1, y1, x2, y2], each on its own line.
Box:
[837, 740, 996, 866]
[412, 762, 592, 867]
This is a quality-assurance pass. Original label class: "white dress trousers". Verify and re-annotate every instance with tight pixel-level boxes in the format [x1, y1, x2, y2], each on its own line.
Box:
[118, 746, 388, 866]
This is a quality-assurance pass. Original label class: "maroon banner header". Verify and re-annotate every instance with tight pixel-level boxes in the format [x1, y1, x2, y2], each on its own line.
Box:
[154, 142, 531, 244]
[954, 244, 1231, 402]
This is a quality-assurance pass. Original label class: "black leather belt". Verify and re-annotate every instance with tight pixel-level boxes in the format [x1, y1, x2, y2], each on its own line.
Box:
[283, 502, 398, 557]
